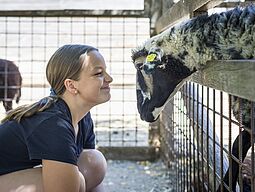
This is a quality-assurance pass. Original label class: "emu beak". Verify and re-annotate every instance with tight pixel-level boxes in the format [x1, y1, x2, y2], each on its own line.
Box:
[136, 89, 156, 122]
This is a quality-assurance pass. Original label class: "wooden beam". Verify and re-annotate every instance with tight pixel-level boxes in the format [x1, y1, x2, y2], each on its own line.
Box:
[155, 0, 224, 33]
[155, 0, 255, 33]
[98, 146, 159, 161]
[214, 1, 255, 8]
[191, 60, 255, 101]
[155, 0, 193, 33]
[0, 0, 151, 17]
[0, 9, 147, 17]
[0, 0, 144, 11]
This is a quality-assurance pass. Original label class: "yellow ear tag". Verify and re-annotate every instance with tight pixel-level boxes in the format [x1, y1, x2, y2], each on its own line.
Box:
[146, 53, 157, 62]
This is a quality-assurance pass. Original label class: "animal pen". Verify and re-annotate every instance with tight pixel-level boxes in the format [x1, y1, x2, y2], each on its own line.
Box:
[0, 0, 255, 192]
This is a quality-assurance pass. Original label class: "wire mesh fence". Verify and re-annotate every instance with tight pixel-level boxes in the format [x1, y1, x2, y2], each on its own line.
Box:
[0, 15, 150, 147]
[160, 82, 255, 192]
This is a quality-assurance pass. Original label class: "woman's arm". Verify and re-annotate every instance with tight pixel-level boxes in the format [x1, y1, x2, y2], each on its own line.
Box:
[42, 159, 85, 192]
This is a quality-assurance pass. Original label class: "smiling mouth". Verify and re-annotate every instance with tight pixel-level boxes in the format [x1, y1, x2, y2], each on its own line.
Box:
[101, 86, 110, 91]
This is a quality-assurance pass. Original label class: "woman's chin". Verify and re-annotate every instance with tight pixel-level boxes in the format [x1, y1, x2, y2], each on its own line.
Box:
[100, 94, 111, 104]
[105, 94, 111, 102]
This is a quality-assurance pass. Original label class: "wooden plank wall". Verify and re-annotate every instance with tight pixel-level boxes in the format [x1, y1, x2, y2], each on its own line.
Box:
[153, 0, 255, 101]
[158, 0, 255, 33]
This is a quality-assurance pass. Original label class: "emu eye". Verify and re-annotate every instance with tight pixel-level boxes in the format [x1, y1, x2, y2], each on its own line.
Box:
[134, 63, 143, 70]
[157, 63, 166, 70]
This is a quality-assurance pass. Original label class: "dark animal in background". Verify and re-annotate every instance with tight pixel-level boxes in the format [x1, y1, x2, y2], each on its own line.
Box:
[132, 5, 255, 192]
[0, 59, 22, 112]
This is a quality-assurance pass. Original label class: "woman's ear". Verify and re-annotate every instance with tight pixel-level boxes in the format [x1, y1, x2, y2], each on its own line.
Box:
[64, 79, 78, 95]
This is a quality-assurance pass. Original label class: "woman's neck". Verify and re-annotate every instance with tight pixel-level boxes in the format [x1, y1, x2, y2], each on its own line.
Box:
[60, 94, 91, 126]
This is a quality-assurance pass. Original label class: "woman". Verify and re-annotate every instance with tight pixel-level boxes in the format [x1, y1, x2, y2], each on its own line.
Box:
[0, 44, 113, 192]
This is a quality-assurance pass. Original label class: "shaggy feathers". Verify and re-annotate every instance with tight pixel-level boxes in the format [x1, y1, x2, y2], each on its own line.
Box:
[134, 6, 255, 71]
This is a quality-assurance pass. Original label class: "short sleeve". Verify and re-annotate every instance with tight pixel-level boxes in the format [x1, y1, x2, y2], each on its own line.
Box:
[79, 112, 95, 149]
[26, 117, 78, 165]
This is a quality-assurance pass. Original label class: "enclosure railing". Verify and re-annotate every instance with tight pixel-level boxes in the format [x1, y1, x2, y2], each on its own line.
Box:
[159, 59, 255, 191]
[0, 9, 152, 154]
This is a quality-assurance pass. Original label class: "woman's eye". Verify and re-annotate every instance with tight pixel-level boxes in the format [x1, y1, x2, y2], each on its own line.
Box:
[95, 72, 103, 76]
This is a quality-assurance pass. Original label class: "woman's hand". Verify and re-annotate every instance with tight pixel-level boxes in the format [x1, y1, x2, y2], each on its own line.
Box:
[42, 159, 85, 192]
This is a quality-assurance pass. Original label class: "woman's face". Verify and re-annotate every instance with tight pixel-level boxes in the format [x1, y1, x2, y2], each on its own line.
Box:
[76, 50, 113, 107]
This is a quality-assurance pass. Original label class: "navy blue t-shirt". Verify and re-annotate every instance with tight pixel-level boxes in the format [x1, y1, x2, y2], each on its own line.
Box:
[0, 98, 95, 175]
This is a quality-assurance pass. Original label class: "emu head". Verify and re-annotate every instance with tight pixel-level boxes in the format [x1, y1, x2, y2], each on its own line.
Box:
[132, 45, 195, 122]
[132, 5, 255, 122]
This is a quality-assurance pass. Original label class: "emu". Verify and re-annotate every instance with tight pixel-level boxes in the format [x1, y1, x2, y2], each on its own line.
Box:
[0, 59, 22, 112]
[132, 5, 255, 192]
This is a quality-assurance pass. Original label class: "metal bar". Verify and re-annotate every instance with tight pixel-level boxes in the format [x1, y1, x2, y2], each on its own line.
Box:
[228, 95, 233, 192]
[220, 91, 224, 191]
[206, 87, 210, 191]
[213, 89, 217, 191]
[251, 101, 255, 192]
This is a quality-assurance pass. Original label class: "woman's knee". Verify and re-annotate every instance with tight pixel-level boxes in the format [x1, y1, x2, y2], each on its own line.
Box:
[0, 167, 43, 192]
[77, 149, 107, 188]
[78, 171, 86, 192]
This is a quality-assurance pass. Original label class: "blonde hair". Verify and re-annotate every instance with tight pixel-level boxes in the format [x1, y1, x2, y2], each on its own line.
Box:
[2, 44, 97, 123]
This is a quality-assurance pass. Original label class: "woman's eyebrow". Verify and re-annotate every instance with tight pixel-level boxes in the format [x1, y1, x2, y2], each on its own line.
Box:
[92, 64, 107, 70]
[92, 66, 103, 70]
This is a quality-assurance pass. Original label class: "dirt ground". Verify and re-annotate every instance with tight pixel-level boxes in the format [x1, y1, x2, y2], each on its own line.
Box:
[103, 160, 175, 192]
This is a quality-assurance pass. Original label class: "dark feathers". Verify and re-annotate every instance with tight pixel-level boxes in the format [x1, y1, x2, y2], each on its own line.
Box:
[0, 59, 22, 112]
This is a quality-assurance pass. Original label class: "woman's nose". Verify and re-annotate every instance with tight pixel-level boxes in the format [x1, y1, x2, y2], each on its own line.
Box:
[105, 72, 113, 83]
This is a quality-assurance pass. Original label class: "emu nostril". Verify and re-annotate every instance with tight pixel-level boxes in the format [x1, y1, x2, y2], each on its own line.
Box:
[143, 65, 153, 74]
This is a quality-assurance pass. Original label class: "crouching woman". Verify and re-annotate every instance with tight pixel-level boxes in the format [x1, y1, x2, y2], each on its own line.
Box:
[0, 44, 113, 192]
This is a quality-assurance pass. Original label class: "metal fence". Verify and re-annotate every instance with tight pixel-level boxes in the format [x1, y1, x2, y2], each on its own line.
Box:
[0, 15, 150, 147]
[160, 81, 255, 191]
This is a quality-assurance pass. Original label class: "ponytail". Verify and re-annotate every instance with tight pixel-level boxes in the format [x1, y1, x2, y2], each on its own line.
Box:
[1, 96, 58, 123]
